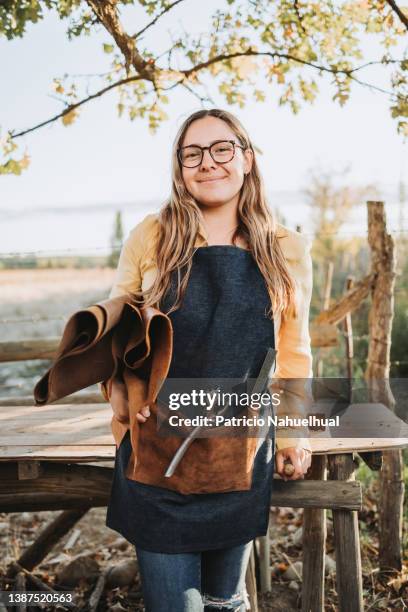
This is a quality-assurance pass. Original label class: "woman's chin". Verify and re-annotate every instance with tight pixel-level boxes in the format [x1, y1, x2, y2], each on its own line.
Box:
[195, 192, 236, 207]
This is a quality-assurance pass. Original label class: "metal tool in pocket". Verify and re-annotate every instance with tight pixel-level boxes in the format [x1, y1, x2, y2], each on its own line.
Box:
[164, 347, 277, 477]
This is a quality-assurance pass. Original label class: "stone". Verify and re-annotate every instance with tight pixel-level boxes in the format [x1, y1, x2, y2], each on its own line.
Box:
[109, 536, 129, 551]
[325, 554, 336, 575]
[291, 526, 303, 546]
[282, 561, 302, 581]
[106, 560, 138, 588]
[288, 580, 300, 591]
[57, 553, 99, 587]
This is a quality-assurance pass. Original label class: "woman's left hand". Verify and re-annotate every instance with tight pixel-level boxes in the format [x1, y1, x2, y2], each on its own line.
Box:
[275, 447, 312, 481]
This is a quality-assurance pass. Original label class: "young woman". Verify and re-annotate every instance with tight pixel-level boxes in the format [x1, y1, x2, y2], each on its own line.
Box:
[104, 108, 313, 611]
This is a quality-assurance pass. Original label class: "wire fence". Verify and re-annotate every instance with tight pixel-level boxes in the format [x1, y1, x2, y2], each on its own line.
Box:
[1, 228, 408, 259]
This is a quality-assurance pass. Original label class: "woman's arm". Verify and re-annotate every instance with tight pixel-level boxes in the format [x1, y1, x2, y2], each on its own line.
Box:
[271, 236, 314, 476]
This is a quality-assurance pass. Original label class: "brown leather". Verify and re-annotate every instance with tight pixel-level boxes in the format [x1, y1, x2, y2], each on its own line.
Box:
[34, 295, 132, 405]
[34, 297, 263, 494]
[127, 401, 261, 494]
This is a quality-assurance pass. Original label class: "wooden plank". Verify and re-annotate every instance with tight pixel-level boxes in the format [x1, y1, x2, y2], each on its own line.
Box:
[0, 463, 113, 512]
[271, 479, 361, 510]
[0, 439, 407, 463]
[313, 272, 376, 327]
[0, 338, 59, 362]
[0, 392, 105, 406]
[328, 454, 363, 612]
[310, 322, 338, 348]
[0, 403, 407, 462]
[0, 462, 362, 513]
[0, 446, 116, 461]
[18, 460, 42, 480]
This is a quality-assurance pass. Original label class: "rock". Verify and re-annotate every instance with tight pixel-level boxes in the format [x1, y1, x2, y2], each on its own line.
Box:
[325, 554, 336, 575]
[109, 604, 127, 612]
[109, 536, 129, 551]
[282, 561, 302, 581]
[291, 526, 303, 546]
[288, 580, 300, 591]
[57, 553, 99, 587]
[20, 512, 32, 525]
[106, 560, 138, 588]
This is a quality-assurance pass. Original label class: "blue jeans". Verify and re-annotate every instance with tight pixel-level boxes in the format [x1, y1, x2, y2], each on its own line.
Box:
[135, 541, 253, 612]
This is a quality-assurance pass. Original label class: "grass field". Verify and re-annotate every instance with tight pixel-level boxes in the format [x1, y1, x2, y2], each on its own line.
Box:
[0, 268, 116, 398]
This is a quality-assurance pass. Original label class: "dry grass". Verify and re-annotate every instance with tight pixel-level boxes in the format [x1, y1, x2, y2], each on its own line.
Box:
[0, 268, 116, 397]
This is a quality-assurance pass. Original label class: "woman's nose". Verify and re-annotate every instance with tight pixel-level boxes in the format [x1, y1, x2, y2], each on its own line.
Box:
[199, 148, 217, 170]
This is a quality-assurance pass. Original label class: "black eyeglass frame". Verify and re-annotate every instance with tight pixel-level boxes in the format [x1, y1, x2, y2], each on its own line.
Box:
[177, 139, 246, 168]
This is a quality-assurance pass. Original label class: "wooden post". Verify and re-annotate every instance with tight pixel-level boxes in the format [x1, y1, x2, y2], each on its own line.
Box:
[342, 276, 381, 471]
[343, 277, 354, 381]
[302, 257, 332, 611]
[317, 262, 333, 377]
[328, 454, 363, 612]
[365, 201, 402, 572]
[301, 455, 327, 612]
[245, 543, 258, 611]
[258, 528, 271, 592]
[14, 572, 27, 612]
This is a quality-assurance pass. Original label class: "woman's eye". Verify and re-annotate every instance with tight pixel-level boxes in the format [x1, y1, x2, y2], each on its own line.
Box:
[184, 150, 200, 160]
[214, 145, 232, 154]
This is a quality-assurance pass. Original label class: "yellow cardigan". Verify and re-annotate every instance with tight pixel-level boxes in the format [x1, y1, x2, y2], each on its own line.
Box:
[108, 213, 313, 453]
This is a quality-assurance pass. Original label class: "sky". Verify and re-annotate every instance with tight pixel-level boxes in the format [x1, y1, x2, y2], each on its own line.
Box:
[0, 1, 407, 255]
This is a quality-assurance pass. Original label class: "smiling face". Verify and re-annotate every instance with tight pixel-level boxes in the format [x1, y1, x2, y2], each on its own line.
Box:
[179, 116, 253, 209]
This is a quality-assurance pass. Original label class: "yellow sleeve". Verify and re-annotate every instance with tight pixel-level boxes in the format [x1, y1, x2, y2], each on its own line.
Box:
[109, 222, 145, 299]
[100, 217, 149, 400]
[272, 237, 313, 453]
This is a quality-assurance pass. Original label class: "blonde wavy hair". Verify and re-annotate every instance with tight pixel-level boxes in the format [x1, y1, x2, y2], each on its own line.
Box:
[132, 108, 298, 323]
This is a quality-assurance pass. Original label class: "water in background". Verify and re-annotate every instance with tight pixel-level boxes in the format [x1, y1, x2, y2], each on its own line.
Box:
[1, 188, 404, 257]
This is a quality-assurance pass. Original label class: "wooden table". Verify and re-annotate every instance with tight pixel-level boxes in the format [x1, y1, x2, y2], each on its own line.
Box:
[1, 402, 407, 612]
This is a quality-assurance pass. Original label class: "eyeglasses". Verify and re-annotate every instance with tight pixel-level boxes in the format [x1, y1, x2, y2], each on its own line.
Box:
[177, 139, 246, 168]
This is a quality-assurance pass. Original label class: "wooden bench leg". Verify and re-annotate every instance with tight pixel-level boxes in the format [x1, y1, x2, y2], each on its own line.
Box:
[7, 508, 90, 578]
[302, 455, 326, 612]
[245, 542, 259, 611]
[258, 529, 271, 593]
[328, 454, 363, 612]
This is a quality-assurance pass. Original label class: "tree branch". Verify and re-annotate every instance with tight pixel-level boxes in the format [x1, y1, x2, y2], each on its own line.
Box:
[293, 0, 307, 35]
[9, 50, 405, 140]
[384, 0, 408, 31]
[10, 75, 144, 139]
[180, 48, 404, 84]
[133, 0, 186, 40]
[85, 0, 155, 78]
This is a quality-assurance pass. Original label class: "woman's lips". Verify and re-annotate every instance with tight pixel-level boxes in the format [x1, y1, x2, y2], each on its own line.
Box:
[197, 177, 227, 183]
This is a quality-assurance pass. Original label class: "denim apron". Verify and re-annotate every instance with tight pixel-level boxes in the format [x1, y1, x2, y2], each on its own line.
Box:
[106, 245, 276, 553]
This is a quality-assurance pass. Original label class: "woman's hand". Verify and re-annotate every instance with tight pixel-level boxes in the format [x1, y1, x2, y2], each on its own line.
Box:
[275, 447, 312, 481]
[109, 379, 150, 423]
